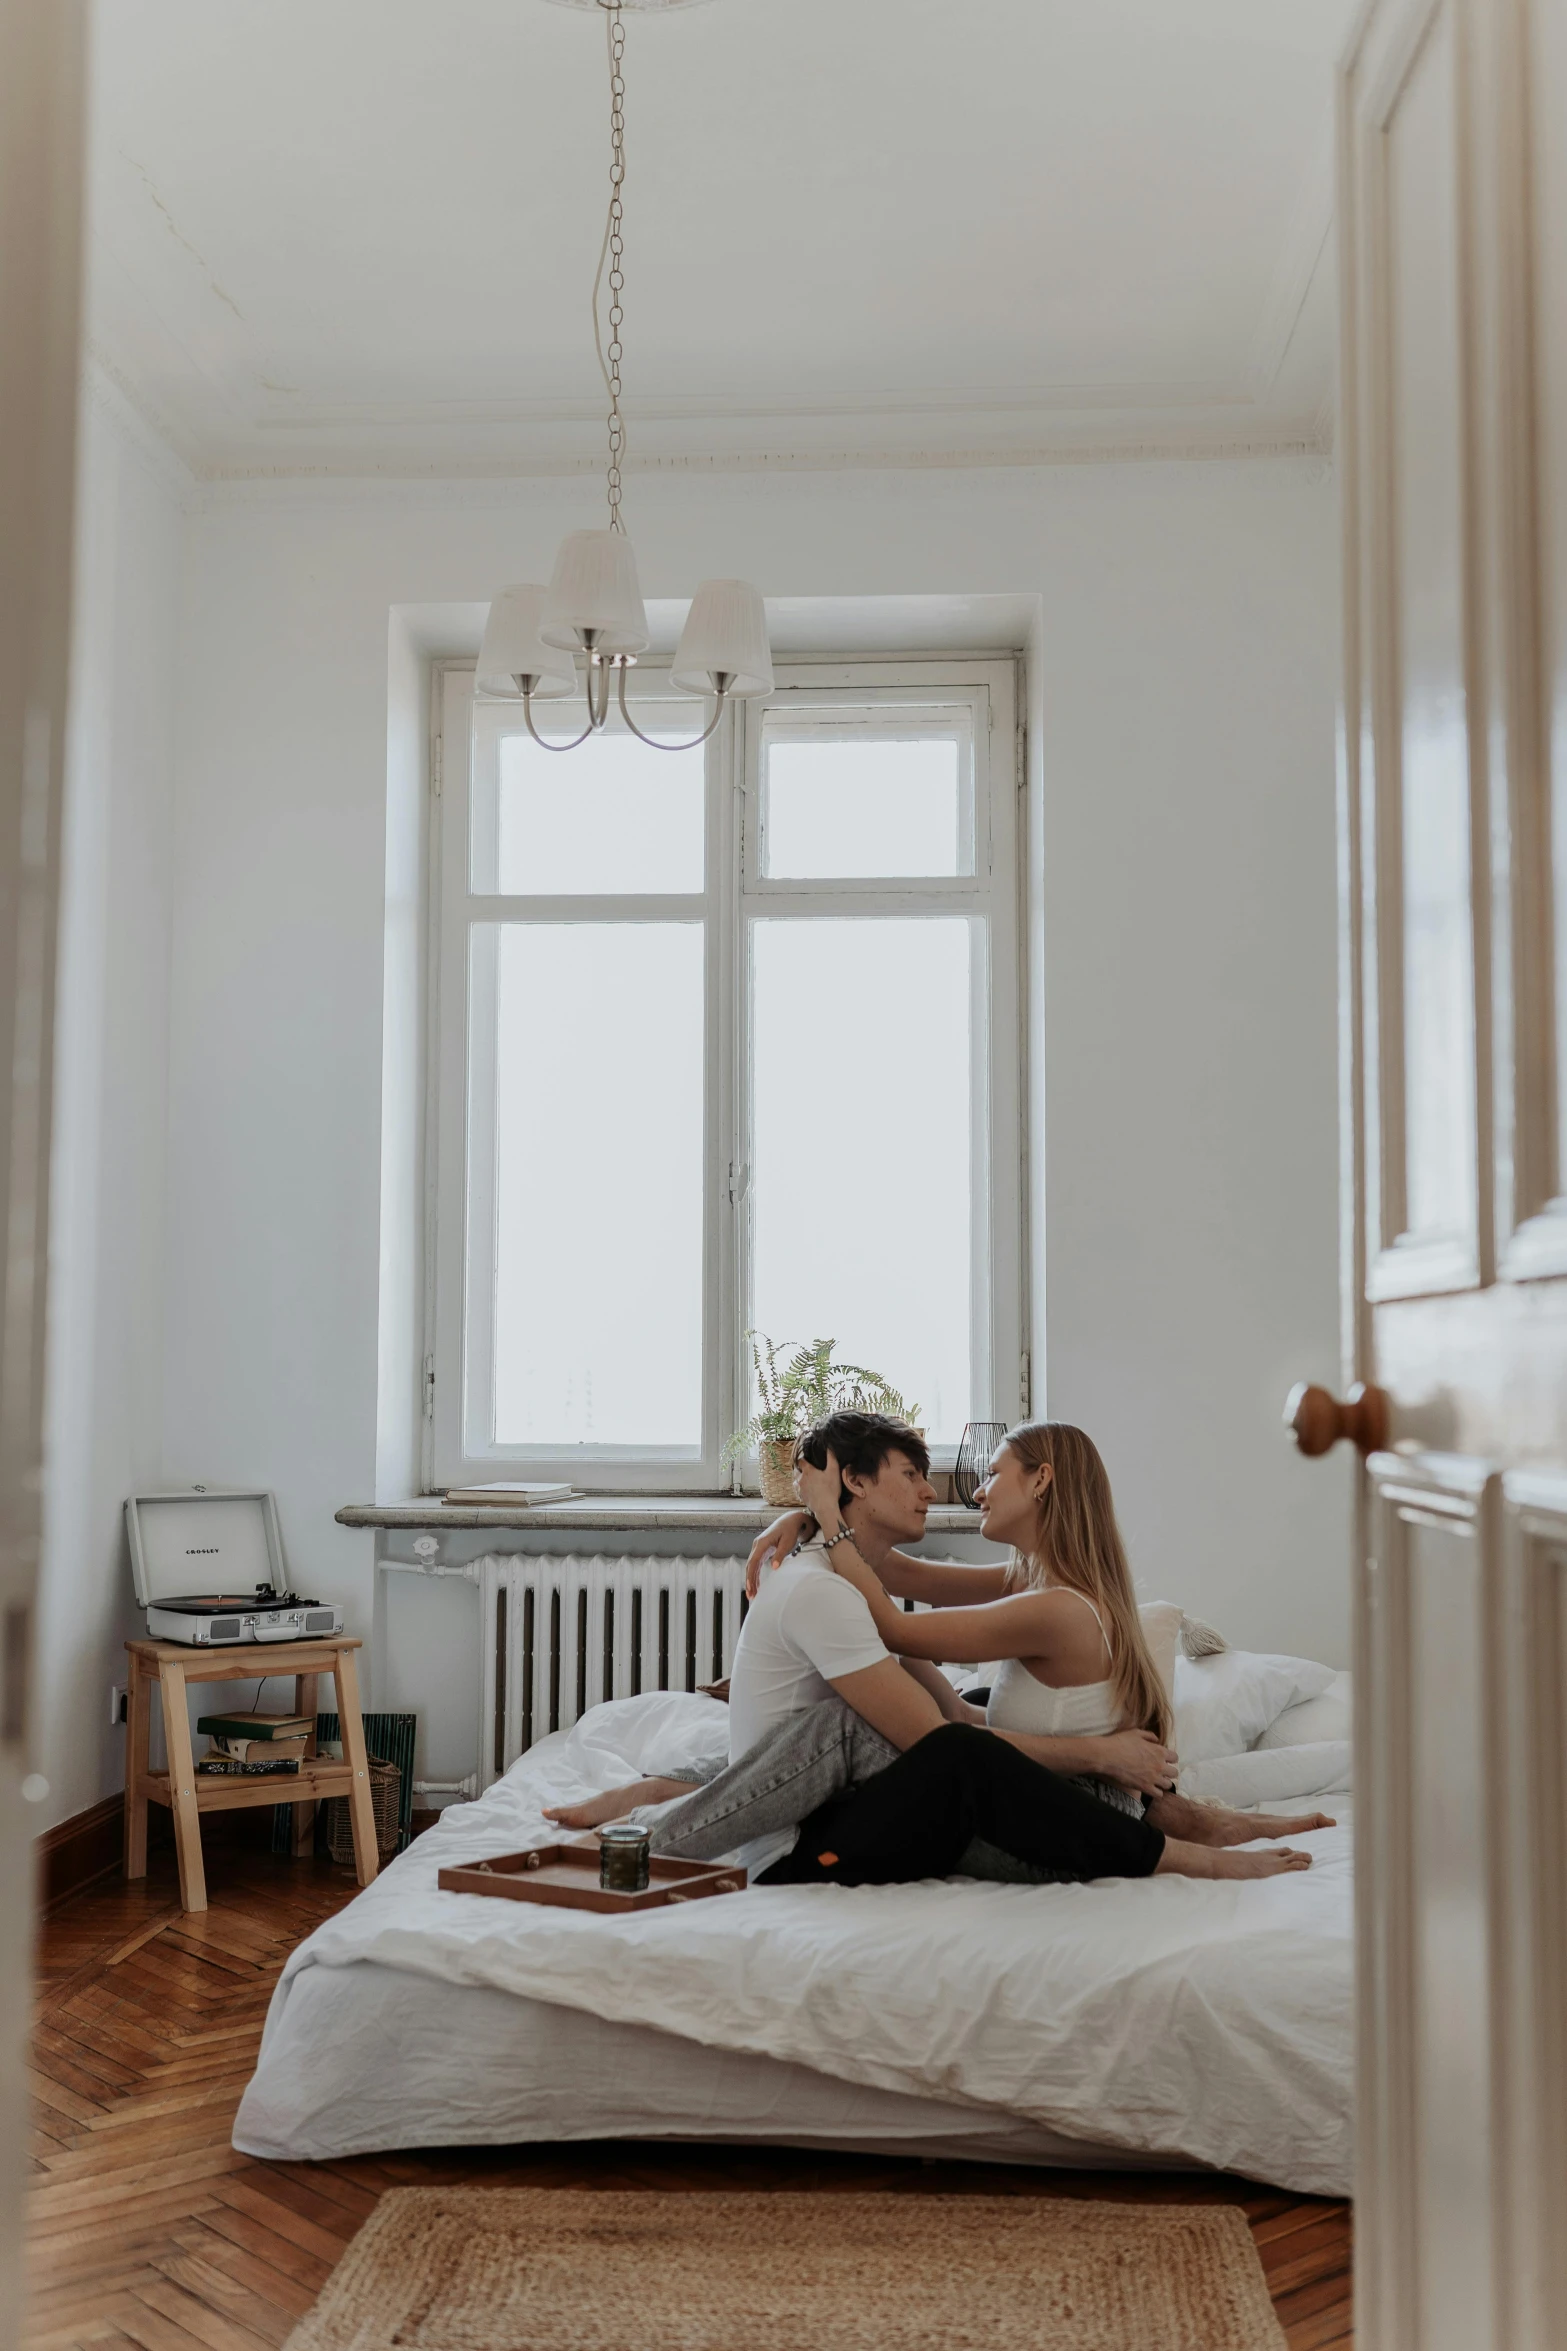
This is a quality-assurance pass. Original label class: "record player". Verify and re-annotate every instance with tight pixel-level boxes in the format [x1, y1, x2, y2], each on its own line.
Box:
[126, 1488, 343, 1645]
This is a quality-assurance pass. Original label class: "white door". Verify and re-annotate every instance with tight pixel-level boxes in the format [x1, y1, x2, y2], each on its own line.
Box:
[1324, 2, 1567, 2345]
[0, 4, 87, 2340]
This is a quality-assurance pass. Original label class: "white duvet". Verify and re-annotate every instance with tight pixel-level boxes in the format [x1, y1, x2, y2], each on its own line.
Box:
[238, 1692, 1353, 2194]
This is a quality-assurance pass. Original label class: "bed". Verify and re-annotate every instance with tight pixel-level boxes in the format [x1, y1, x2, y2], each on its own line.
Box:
[235, 1672, 1353, 2193]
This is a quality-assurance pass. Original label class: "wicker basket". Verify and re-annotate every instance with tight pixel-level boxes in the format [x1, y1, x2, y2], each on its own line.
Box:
[324, 1754, 402, 1865]
[759, 1439, 800, 1508]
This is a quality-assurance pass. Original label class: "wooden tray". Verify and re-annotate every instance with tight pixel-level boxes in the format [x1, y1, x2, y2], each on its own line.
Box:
[437, 1842, 747, 1913]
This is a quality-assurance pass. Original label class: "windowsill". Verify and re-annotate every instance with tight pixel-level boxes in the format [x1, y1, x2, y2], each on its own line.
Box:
[337, 1495, 986, 1535]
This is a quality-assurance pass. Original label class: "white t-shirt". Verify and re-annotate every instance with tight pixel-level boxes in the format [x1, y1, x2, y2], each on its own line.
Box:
[720, 1540, 889, 1879]
[728, 1539, 890, 1763]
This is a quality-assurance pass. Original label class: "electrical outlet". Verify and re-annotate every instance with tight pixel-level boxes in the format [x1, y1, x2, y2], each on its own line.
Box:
[109, 1683, 127, 1727]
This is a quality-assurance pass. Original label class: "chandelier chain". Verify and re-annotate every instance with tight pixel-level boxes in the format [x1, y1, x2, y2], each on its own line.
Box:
[597, 3, 628, 534]
[488, 0, 768, 756]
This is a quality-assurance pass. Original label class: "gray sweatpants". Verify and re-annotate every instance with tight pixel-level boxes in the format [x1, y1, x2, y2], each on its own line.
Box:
[627, 1695, 1142, 1884]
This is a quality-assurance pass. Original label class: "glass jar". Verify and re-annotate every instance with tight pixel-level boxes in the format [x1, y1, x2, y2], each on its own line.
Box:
[598, 1823, 652, 1894]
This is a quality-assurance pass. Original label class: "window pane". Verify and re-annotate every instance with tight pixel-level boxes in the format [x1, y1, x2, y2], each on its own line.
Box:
[491, 923, 704, 1445]
[750, 917, 972, 1443]
[762, 731, 968, 878]
[490, 720, 704, 895]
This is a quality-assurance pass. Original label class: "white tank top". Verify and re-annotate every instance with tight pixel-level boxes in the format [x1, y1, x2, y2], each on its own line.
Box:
[984, 1588, 1122, 1738]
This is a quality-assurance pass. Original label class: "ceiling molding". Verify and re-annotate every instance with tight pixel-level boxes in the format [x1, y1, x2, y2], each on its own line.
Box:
[188, 431, 1332, 489]
[195, 450, 1333, 517]
[238, 377, 1259, 435]
[84, 307, 1331, 480]
[82, 319, 1332, 493]
[81, 349, 200, 506]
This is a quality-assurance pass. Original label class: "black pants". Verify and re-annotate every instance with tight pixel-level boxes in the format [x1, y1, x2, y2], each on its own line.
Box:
[757, 1720, 1166, 1887]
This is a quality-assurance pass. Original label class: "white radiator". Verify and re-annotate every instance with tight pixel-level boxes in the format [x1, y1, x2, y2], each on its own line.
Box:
[476, 1554, 749, 1789]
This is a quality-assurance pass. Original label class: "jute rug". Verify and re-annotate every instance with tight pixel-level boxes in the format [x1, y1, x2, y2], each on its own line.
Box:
[281, 2185, 1288, 2351]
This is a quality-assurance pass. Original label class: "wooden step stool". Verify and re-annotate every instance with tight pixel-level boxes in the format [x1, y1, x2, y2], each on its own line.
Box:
[124, 1634, 380, 1914]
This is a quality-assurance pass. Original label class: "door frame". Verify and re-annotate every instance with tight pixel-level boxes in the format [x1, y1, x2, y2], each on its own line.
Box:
[0, 3, 88, 2337]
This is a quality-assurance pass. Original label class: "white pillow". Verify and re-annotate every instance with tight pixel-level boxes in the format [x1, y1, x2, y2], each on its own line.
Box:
[1173, 1648, 1336, 1764]
[560, 1690, 729, 1779]
[1255, 1669, 1352, 1750]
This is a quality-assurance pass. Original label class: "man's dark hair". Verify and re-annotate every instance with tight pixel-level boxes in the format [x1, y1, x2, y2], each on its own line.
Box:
[795, 1411, 930, 1510]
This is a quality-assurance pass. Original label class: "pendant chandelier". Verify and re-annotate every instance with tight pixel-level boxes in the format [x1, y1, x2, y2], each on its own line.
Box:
[476, 0, 772, 752]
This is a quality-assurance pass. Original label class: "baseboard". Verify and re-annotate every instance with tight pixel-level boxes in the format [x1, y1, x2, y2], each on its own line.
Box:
[36, 1792, 125, 1913]
[36, 1785, 298, 1912]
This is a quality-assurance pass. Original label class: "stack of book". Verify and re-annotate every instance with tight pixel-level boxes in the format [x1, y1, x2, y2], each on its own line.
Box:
[440, 1481, 582, 1507]
[196, 1708, 312, 1776]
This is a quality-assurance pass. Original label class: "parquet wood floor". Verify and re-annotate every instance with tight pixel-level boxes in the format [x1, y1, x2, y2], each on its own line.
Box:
[29, 1846, 1353, 2349]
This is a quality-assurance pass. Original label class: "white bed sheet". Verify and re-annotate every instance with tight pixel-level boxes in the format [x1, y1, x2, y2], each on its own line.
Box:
[235, 1693, 1353, 2195]
[234, 1959, 1201, 2172]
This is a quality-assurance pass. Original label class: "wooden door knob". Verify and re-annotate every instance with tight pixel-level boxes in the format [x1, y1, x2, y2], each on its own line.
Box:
[1285, 1380, 1390, 1458]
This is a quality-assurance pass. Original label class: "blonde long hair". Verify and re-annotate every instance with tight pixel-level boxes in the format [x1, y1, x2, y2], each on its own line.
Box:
[1001, 1423, 1172, 1743]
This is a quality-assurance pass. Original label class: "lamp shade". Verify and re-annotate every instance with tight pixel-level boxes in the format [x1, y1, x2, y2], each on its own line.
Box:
[475, 585, 578, 699]
[539, 530, 650, 656]
[671, 578, 773, 698]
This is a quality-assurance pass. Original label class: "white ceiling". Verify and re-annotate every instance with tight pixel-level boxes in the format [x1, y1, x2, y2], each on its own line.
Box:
[86, 0, 1355, 480]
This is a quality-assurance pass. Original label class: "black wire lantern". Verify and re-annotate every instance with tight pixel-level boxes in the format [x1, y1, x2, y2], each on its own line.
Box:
[953, 1422, 1008, 1508]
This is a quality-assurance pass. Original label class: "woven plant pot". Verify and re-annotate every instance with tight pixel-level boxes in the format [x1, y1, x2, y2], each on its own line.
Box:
[759, 1439, 800, 1508]
[325, 1755, 402, 1865]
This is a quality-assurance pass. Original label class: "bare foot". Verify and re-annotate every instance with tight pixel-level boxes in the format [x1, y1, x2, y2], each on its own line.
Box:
[1243, 1807, 1336, 1839]
[542, 1776, 691, 1831]
[1156, 1836, 1312, 1880]
[1148, 1792, 1336, 1847]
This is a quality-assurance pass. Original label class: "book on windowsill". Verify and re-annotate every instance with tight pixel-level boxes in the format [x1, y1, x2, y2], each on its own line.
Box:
[440, 1482, 582, 1507]
[195, 1710, 313, 1742]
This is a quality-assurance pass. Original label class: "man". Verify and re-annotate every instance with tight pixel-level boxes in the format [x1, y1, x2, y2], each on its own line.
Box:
[548, 1412, 1312, 1884]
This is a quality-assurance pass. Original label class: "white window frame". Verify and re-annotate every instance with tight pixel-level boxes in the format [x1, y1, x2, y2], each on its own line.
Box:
[426, 655, 1025, 1492]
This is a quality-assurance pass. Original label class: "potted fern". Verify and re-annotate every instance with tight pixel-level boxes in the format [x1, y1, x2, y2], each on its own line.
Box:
[727, 1332, 922, 1506]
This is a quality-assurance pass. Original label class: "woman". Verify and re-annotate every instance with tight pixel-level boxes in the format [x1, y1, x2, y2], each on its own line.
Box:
[743, 1417, 1331, 1855]
[804, 1422, 1169, 1753]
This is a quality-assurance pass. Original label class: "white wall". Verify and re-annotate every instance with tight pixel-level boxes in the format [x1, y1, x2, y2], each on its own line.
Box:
[159, 457, 1350, 1738]
[1031, 481, 1353, 1658]
[36, 378, 185, 1834]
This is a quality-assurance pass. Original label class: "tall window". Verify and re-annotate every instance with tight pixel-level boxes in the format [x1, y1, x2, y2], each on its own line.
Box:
[429, 658, 1023, 1490]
